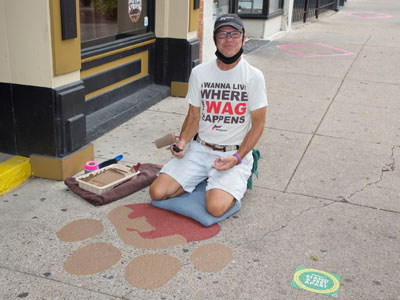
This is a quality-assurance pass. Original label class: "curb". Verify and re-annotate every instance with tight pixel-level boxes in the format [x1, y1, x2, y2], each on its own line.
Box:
[0, 156, 31, 196]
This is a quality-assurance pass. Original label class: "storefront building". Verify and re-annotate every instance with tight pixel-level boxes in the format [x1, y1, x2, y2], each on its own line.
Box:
[0, 0, 290, 180]
[213, 0, 285, 38]
[0, 0, 200, 179]
[201, 0, 286, 62]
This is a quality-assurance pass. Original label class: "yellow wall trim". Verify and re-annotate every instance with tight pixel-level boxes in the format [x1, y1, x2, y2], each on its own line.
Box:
[85, 73, 146, 100]
[81, 51, 147, 78]
[171, 81, 188, 98]
[82, 51, 149, 100]
[82, 39, 156, 63]
[49, 0, 81, 75]
[30, 144, 94, 181]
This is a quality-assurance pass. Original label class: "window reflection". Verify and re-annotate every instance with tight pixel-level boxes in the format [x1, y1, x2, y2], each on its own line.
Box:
[269, 0, 282, 13]
[80, 0, 118, 42]
[237, 0, 282, 15]
[238, 0, 263, 14]
[80, 0, 149, 47]
[213, 0, 230, 20]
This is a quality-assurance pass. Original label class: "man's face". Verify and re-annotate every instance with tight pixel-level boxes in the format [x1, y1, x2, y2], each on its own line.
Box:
[215, 26, 244, 58]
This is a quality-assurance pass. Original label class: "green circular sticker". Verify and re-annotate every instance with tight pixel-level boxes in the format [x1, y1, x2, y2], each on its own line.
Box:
[293, 268, 340, 294]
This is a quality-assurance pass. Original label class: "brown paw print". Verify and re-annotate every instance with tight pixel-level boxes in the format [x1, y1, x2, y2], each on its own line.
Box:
[57, 204, 233, 289]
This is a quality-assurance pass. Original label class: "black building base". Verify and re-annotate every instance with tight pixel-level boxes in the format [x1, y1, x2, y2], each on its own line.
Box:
[154, 37, 199, 86]
[0, 37, 199, 158]
[0, 81, 85, 157]
[86, 84, 170, 142]
[0, 80, 170, 158]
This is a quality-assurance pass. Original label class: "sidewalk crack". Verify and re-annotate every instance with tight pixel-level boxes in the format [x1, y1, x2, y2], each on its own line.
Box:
[346, 146, 396, 201]
[263, 202, 334, 238]
[235, 201, 335, 247]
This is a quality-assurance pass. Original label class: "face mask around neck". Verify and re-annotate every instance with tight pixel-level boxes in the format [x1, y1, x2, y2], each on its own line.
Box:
[215, 47, 243, 65]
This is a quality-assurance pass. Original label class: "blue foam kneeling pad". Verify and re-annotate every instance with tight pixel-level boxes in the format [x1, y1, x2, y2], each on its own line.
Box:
[151, 181, 241, 227]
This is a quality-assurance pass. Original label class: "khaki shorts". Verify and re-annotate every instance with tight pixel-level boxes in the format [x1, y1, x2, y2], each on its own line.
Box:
[160, 141, 253, 201]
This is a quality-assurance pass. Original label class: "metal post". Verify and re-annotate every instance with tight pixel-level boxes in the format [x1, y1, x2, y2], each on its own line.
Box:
[229, 0, 237, 13]
[315, 0, 320, 19]
[334, 0, 340, 11]
[303, 0, 310, 22]
[263, 0, 270, 16]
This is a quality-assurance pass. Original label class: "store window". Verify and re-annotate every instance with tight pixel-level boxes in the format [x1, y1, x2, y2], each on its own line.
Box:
[237, 0, 283, 17]
[268, 0, 283, 13]
[238, 0, 263, 14]
[213, 0, 231, 20]
[80, 0, 152, 48]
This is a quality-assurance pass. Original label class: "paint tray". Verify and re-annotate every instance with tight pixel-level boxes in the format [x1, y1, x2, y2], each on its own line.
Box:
[75, 164, 140, 195]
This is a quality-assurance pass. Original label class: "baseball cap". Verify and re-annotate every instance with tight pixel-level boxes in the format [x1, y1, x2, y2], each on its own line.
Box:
[214, 14, 244, 34]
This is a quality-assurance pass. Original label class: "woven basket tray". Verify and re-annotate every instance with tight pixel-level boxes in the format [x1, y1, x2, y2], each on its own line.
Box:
[76, 164, 140, 195]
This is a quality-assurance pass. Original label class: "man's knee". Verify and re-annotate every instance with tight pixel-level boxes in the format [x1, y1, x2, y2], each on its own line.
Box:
[206, 199, 234, 218]
[149, 180, 166, 201]
[149, 174, 183, 201]
[206, 201, 226, 217]
[206, 189, 235, 217]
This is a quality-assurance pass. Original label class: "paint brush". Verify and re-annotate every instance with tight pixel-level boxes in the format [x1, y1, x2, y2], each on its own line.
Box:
[98, 155, 123, 169]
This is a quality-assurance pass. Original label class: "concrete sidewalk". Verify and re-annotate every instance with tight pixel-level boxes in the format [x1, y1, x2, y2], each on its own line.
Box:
[1, 0, 399, 299]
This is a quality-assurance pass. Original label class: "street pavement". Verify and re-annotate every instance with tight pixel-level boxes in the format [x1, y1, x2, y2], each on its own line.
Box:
[1, 0, 399, 299]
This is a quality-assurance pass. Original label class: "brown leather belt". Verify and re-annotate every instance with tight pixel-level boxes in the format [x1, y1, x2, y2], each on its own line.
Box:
[195, 135, 239, 152]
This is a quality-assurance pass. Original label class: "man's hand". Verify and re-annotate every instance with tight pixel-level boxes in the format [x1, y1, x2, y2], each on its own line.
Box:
[212, 155, 238, 170]
[170, 139, 186, 158]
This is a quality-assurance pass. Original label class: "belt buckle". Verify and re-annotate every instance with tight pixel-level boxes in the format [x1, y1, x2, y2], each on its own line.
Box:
[198, 137, 227, 152]
[212, 144, 225, 151]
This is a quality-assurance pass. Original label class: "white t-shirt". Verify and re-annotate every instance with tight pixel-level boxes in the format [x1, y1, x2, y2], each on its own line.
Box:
[186, 58, 268, 145]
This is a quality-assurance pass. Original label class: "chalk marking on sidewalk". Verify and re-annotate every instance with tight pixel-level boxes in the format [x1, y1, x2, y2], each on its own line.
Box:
[283, 35, 372, 193]
[343, 11, 393, 19]
[276, 43, 354, 57]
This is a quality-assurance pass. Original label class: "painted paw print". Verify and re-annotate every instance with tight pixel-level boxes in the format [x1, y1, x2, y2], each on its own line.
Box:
[57, 204, 233, 289]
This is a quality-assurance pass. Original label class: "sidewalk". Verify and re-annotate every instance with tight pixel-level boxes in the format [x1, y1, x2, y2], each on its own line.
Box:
[1, 0, 399, 299]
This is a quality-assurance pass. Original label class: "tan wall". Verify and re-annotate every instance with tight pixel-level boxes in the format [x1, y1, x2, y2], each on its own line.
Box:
[0, 0, 80, 89]
[0, 0, 11, 83]
[3, 0, 201, 88]
[202, 0, 215, 62]
[156, 0, 195, 39]
[3, 0, 54, 88]
[53, 71, 81, 88]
